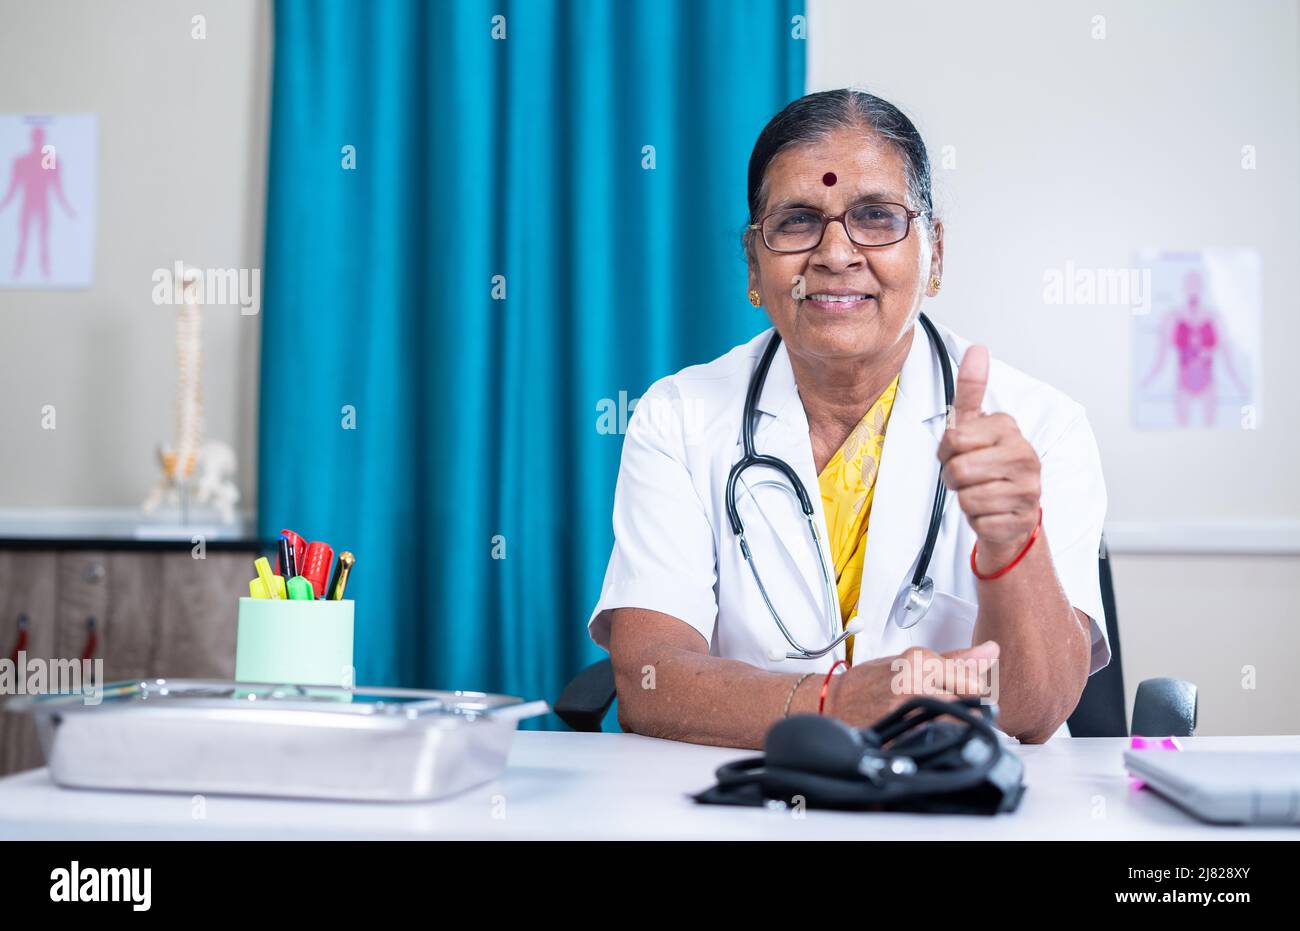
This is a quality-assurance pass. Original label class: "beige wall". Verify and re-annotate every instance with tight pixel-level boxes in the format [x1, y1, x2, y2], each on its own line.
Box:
[809, 0, 1300, 735]
[1113, 554, 1300, 736]
[0, 0, 270, 513]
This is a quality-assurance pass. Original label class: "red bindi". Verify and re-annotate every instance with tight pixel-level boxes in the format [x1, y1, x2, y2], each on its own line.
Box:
[822, 171, 837, 187]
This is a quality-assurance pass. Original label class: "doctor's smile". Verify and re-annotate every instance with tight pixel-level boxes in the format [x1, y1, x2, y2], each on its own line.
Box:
[590, 88, 1108, 749]
[802, 290, 874, 313]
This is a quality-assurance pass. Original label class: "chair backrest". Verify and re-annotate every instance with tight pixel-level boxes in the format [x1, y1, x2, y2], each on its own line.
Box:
[559, 537, 1131, 736]
[1065, 536, 1128, 737]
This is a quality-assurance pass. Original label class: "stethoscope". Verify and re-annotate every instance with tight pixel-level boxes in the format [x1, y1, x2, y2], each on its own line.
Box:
[724, 312, 955, 662]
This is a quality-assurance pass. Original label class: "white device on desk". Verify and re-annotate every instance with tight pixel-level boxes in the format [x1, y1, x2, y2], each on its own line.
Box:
[1124, 751, 1300, 825]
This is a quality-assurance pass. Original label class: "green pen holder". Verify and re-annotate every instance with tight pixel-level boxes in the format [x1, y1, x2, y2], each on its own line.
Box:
[235, 597, 355, 688]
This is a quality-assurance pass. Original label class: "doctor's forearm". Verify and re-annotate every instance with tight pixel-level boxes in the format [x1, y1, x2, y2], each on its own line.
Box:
[608, 608, 823, 750]
[971, 536, 1092, 742]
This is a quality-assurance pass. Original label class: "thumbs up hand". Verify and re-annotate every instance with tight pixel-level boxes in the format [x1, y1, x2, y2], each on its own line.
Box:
[937, 345, 1042, 563]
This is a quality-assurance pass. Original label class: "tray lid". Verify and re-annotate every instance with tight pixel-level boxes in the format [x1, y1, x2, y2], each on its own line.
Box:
[7, 678, 549, 724]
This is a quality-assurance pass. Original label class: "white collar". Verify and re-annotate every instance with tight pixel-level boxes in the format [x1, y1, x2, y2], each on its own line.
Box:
[750, 315, 952, 436]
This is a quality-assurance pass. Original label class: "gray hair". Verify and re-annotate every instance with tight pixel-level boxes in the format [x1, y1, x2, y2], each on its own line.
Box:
[744, 88, 936, 256]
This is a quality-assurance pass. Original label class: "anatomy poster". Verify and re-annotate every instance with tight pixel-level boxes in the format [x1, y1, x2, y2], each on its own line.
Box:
[1132, 249, 1260, 430]
[0, 113, 97, 288]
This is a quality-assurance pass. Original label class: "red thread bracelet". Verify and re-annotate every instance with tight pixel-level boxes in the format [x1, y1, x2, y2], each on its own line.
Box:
[818, 659, 847, 715]
[971, 506, 1042, 581]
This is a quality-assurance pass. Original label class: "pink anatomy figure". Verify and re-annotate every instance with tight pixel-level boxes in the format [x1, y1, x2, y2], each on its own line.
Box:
[0, 126, 77, 278]
[1139, 269, 1247, 427]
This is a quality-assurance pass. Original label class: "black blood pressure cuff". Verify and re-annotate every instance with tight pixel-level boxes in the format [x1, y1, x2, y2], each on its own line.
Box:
[692, 697, 1026, 815]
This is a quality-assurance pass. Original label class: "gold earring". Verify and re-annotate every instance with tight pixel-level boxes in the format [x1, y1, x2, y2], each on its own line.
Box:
[748, 289, 762, 307]
[929, 275, 942, 293]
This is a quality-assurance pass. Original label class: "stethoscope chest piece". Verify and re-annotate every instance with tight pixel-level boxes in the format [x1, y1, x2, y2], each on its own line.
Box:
[891, 576, 934, 630]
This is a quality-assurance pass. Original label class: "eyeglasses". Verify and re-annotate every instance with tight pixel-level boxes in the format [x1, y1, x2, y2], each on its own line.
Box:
[749, 201, 926, 253]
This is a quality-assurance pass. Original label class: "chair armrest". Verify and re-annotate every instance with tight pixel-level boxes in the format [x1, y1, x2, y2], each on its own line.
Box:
[1130, 676, 1198, 737]
[554, 658, 617, 732]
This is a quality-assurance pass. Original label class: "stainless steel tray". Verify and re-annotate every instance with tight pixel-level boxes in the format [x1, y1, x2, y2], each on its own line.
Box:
[6, 678, 549, 802]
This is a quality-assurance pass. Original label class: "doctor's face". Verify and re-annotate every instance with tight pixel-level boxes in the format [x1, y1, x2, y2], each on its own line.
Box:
[747, 127, 943, 365]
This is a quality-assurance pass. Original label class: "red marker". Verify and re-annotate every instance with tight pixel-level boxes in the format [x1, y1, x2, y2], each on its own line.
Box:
[277, 529, 308, 576]
[300, 541, 334, 599]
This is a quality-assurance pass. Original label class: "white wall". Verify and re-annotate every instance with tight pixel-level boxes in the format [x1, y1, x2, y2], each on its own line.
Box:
[0, 0, 270, 514]
[809, 0, 1300, 734]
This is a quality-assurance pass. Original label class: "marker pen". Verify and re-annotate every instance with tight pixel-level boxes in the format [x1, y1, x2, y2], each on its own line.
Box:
[301, 541, 334, 599]
[277, 529, 308, 577]
[286, 576, 315, 600]
[278, 534, 298, 580]
[254, 556, 284, 600]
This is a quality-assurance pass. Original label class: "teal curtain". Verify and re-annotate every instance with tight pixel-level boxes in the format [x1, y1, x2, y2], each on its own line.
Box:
[260, 0, 805, 726]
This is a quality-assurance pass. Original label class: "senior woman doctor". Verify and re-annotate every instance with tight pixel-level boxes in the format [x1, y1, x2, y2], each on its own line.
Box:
[588, 89, 1110, 749]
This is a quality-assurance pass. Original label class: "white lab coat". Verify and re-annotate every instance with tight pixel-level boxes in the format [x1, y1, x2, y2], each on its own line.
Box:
[588, 317, 1111, 734]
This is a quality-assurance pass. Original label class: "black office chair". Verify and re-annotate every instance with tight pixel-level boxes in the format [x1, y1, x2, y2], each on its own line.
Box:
[555, 537, 1198, 738]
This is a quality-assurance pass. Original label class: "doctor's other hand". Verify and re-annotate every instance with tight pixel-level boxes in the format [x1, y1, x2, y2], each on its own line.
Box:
[823, 641, 1001, 728]
[937, 345, 1042, 555]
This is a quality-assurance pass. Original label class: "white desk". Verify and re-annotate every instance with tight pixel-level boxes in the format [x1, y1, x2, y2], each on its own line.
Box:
[1, 732, 1297, 840]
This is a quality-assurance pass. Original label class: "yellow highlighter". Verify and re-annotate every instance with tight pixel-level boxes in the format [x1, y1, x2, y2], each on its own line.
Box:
[253, 557, 286, 599]
[248, 576, 287, 598]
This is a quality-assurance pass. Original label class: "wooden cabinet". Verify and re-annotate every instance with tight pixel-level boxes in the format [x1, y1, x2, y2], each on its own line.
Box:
[0, 544, 261, 775]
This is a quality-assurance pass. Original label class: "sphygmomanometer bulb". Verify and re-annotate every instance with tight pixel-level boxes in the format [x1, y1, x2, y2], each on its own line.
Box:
[766, 714, 866, 779]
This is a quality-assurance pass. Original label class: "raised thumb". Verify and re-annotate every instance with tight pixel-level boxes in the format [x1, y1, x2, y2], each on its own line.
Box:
[951, 345, 990, 427]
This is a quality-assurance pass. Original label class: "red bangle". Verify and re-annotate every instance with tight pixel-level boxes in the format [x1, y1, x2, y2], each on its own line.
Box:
[970, 506, 1043, 581]
[818, 659, 847, 715]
